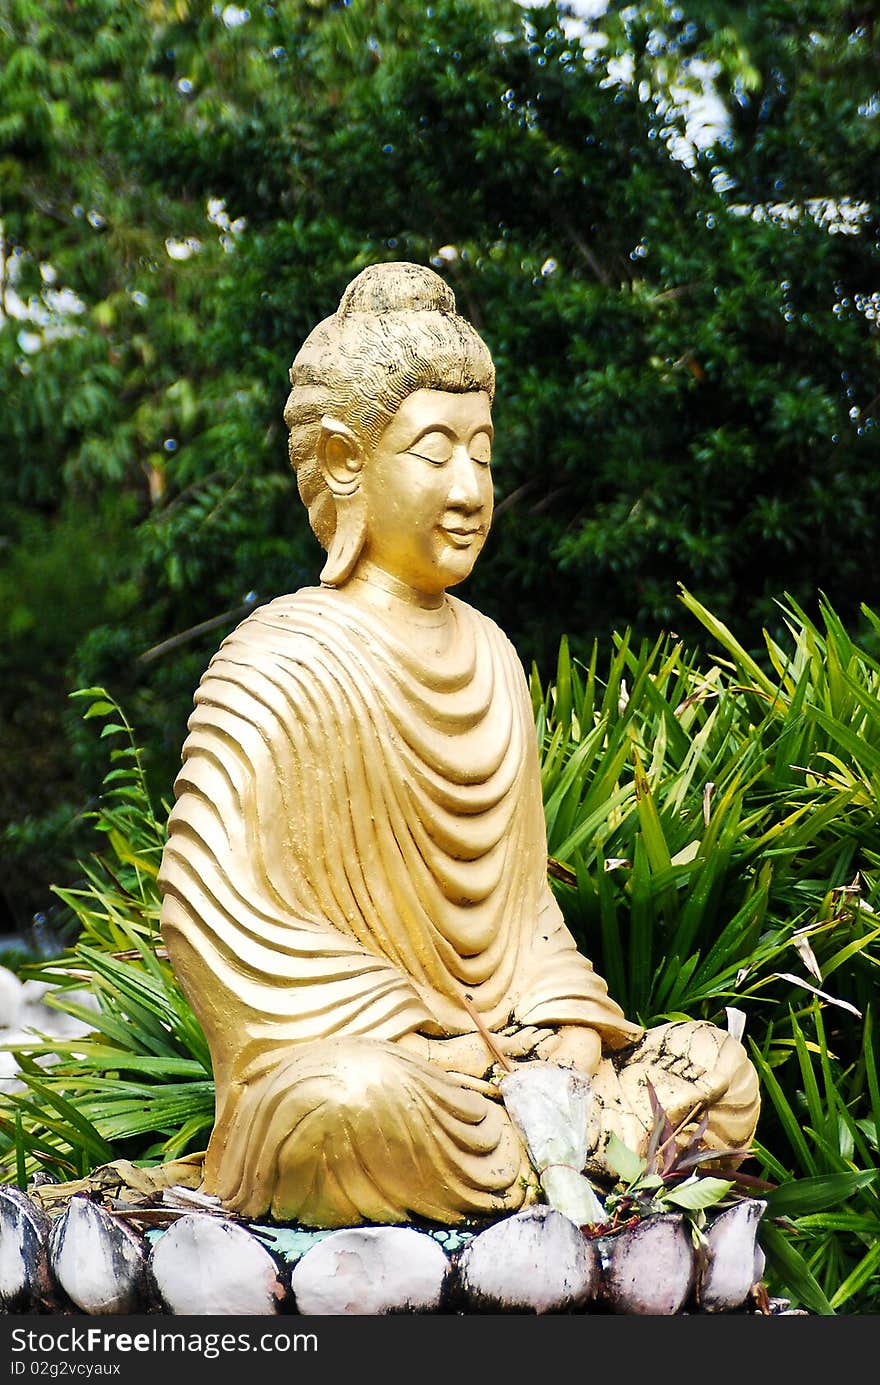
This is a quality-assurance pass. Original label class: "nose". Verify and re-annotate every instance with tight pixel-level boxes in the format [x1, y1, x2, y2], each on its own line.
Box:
[446, 445, 484, 512]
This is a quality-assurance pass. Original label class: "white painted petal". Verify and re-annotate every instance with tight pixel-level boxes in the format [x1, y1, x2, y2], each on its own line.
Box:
[458, 1206, 596, 1313]
[151, 1215, 285, 1315]
[292, 1227, 449, 1315]
[50, 1198, 146, 1314]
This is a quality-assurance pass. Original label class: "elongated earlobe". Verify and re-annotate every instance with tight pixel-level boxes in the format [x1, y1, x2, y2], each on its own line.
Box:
[320, 493, 367, 585]
[317, 416, 367, 586]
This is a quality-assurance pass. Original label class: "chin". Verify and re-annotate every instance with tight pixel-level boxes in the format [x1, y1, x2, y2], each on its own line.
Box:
[438, 545, 484, 588]
[440, 560, 479, 590]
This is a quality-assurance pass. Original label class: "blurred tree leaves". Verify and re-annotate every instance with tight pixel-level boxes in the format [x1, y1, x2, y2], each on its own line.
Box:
[0, 0, 877, 923]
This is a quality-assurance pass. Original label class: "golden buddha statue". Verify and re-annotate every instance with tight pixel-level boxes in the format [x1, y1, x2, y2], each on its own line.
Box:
[158, 263, 759, 1228]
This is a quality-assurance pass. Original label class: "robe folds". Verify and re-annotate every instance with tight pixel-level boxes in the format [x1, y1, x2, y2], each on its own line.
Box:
[159, 586, 756, 1227]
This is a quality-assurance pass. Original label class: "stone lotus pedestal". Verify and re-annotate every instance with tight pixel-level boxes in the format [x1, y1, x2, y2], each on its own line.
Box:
[0, 1184, 772, 1316]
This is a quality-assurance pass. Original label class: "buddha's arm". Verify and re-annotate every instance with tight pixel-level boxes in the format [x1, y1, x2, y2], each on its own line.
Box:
[512, 885, 643, 1050]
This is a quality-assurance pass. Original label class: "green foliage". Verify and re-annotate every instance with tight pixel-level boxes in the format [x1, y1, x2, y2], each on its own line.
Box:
[0, 691, 212, 1182]
[0, 498, 142, 925]
[535, 592, 880, 1033]
[600, 1107, 736, 1236]
[534, 591, 880, 1310]
[2, 0, 879, 918]
[753, 1009, 880, 1314]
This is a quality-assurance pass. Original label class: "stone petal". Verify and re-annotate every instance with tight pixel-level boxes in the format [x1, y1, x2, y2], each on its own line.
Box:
[604, 1213, 695, 1315]
[49, 1197, 147, 1315]
[457, 1206, 596, 1313]
[150, 1214, 286, 1315]
[291, 1226, 450, 1315]
[700, 1199, 767, 1312]
[0, 1187, 53, 1312]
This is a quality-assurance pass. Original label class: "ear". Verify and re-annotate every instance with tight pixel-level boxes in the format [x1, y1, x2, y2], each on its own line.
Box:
[317, 415, 367, 588]
[318, 416, 363, 497]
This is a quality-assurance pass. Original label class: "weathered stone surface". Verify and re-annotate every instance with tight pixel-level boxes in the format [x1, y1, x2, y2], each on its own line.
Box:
[0, 1186, 54, 1312]
[291, 1226, 450, 1315]
[769, 1297, 809, 1315]
[456, 1206, 596, 1314]
[49, 1196, 148, 1314]
[0, 1196, 776, 1317]
[151, 1214, 287, 1315]
[700, 1199, 767, 1312]
[603, 1213, 696, 1315]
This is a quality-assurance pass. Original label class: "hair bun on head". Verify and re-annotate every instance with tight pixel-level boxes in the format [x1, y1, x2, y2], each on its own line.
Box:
[337, 261, 457, 318]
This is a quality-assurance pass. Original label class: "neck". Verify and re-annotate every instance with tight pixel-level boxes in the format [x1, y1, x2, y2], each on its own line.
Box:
[337, 561, 447, 615]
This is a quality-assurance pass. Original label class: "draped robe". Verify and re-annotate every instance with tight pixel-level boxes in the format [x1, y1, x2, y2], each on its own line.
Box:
[159, 586, 757, 1226]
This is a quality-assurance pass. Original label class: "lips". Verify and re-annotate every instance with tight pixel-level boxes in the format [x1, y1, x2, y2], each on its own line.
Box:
[440, 525, 481, 546]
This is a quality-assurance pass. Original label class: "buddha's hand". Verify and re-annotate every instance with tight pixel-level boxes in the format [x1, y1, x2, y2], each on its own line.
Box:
[495, 1023, 555, 1061]
[530, 1024, 602, 1076]
[398, 1027, 551, 1079]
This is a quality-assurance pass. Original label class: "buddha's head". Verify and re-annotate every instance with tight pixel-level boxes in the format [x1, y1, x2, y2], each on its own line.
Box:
[284, 262, 496, 597]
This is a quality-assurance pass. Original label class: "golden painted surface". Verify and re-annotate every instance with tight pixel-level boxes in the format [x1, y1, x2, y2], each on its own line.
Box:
[158, 263, 759, 1227]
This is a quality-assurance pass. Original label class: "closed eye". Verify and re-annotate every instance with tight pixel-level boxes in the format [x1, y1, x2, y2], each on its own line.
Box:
[469, 431, 492, 466]
[405, 430, 454, 465]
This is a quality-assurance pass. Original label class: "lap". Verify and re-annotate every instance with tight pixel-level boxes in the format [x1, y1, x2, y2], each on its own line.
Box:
[208, 1034, 532, 1225]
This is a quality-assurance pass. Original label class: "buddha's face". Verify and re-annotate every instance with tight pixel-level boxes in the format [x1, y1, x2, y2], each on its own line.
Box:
[357, 389, 494, 598]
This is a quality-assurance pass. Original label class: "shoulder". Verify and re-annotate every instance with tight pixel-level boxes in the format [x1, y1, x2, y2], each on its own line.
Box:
[187, 589, 346, 734]
[186, 589, 346, 711]
[235, 586, 327, 633]
[210, 587, 340, 659]
[448, 595, 527, 669]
